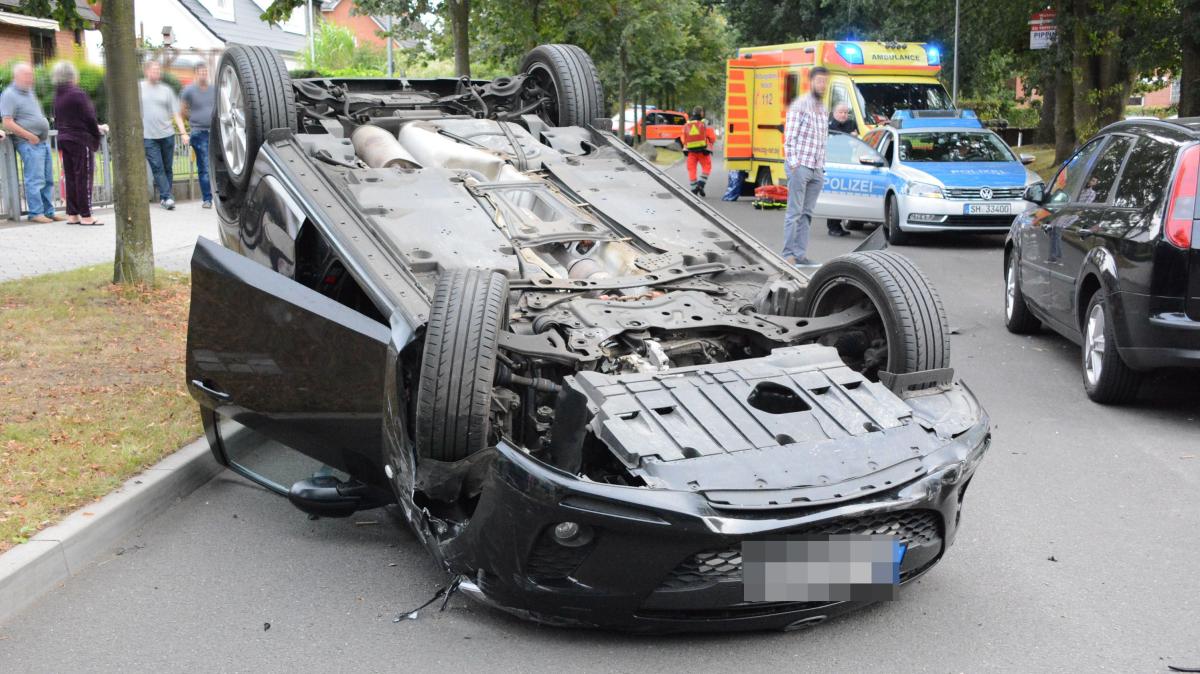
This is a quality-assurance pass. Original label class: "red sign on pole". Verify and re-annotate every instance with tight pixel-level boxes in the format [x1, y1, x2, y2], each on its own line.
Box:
[1030, 9, 1057, 50]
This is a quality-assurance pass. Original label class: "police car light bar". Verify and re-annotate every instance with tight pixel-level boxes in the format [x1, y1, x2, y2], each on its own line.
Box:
[891, 109, 982, 129]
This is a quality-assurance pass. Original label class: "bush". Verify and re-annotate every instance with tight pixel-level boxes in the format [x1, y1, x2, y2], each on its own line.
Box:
[957, 97, 1040, 130]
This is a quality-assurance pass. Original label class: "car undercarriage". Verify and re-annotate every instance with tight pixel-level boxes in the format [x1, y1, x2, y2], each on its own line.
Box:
[186, 43, 990, 632]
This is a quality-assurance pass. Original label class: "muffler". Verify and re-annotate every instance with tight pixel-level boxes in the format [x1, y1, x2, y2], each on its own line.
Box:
[350, 124, 422, 169]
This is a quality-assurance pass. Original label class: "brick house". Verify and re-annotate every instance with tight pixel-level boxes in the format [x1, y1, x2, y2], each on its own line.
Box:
[0, 0, 97, 66]
[320, 0, 404, 51]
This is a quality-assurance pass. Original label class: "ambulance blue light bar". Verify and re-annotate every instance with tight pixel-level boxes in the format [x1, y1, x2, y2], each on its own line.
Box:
[891, 109, 982, 129]
[835, 42, 864, 65]
[925, 44, 941, 65]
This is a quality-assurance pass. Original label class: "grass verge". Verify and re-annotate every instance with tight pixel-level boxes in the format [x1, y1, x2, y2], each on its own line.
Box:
[654, 147, 684, 166]
[0, 265, 199, 552]
[1019, 143, 1058, 182]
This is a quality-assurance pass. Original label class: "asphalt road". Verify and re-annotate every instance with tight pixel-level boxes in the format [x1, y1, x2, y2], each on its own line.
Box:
[3, 158, 1199, 673]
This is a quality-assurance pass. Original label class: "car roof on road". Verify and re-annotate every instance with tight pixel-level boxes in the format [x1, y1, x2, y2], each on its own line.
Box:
[1102, 117, 1200, 141]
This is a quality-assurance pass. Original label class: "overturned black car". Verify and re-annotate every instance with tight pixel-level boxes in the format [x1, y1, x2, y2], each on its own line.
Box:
[186, 43, 990, 632]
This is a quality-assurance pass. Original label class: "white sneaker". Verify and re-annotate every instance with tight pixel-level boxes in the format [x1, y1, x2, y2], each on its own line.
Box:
[161, 198, 176, 210]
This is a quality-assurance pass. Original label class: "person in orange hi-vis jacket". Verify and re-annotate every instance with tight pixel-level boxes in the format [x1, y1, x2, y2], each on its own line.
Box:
[680, 106, 718, 197]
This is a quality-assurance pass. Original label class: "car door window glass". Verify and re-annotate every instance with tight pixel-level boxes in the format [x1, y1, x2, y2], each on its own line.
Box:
[1047, 138, 1105, 205]
[784, 72, 800, 107]
[1113, 138, 1177, 211]
[826, 133, 882, 164]
[878, 135, 893, 164]
[831, 83, 851, 110]
[1079, 135, 1133, 204]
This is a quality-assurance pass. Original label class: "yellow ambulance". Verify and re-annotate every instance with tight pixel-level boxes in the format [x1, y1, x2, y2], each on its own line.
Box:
[724, 40, 950, 186]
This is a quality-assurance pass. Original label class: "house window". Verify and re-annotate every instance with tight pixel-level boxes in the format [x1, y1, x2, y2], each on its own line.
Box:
[30, 29, 55, 66]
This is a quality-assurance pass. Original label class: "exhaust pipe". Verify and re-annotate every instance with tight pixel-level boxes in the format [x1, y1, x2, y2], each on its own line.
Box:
[350, 124, 422, 169]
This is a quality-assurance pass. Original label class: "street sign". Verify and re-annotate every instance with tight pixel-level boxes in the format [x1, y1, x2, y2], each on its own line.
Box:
[1030, 9, 1056, 50]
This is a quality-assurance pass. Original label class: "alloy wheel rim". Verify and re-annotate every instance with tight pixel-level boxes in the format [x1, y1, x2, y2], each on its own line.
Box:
[218, 65, 247, 176]
[1005, 258, 1016, 320]
[1083, 302, 1106, 386]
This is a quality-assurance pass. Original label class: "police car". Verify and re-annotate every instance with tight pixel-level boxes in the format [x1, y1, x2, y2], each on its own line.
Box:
[811, 132, 890, 225]
[860, 110, 1043, 244]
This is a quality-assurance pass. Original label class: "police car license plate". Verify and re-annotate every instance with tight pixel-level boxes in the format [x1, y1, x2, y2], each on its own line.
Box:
[742, 535, 905, 602]
[965, 203, 1011, 215]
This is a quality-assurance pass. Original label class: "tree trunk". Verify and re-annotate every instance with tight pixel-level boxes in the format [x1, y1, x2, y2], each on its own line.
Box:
[1036, 71, 1056, 145]
[1054, 63, 1076, 164]
[1182, 0, 1200, 117]
[618, 45, 628, 140]
[448, 0, 470, 78]
[102, 0, 154, 284]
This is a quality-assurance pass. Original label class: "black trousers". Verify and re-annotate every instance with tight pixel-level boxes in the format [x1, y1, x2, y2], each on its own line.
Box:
[59, 140, 94, 218]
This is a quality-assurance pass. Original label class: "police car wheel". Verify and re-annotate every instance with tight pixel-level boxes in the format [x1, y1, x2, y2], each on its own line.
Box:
[884, 196, 910, 245]
[802, 250, 949, 382]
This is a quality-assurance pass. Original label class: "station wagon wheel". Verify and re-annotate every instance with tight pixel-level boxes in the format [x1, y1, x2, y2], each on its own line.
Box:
[213, 44, 296, 192]
[520, 44, 604, 127]
[803, 250, 949, 381]
[415, 268, 508, 462]
[1004, 251, 1040, 333]
[1081, 291, 1140, 404]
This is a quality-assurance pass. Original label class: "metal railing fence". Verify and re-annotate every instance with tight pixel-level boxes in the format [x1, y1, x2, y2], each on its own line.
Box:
[0, 131, 203, 220]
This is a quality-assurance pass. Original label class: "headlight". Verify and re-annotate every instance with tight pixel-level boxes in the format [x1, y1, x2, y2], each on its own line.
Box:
[902, 181, 944, 199]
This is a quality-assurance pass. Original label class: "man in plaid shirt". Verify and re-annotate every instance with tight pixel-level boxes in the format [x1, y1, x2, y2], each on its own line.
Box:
[782, 66, 831, 265]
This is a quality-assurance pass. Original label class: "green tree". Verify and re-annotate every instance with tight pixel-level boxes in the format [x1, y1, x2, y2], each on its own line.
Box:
[1181, 0, 1200, 116]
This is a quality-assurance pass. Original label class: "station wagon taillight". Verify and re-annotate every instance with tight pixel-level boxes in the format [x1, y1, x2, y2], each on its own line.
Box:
[1165, 144, 1199, 248]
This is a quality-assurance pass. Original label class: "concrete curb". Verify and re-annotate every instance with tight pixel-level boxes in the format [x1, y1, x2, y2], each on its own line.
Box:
[0, 438, 223, 625]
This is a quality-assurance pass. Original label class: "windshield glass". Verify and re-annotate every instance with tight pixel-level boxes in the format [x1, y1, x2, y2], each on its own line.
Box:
[897, 131, 1016, 163]
[856, 83, 953, 123]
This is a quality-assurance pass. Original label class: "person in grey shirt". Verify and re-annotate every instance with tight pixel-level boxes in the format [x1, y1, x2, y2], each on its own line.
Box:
[141, 60, 189, 210]
[1, 62, 62, 222]
[180, 63, 215, 208]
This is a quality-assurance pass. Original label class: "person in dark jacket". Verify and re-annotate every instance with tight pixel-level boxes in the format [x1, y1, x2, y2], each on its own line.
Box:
[51, 61, 107, 225]
[829, 102, 858, 135]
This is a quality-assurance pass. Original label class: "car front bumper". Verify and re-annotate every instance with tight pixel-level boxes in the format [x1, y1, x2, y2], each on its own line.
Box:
[898, 195, 1027, 232]
[430, 403, 991, 633]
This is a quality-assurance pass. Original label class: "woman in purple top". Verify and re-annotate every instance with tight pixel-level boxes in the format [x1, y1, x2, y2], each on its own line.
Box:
[51, 61, 107, 225]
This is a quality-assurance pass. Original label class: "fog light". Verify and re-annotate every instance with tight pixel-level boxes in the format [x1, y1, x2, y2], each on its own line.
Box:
[908, 213, 947, 223]
[552, 521, 594, 547]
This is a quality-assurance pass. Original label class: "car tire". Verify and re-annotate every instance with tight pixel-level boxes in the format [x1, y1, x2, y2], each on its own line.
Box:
[884, 195, 910, 245]
[213, 44, 296, 194]
[803, 250, 949, 380]
[1081, 291, 1141, 404]
[1004, 250, 1040, 334]
[520, 44, 605, 127]
[415, 268, 507, 462]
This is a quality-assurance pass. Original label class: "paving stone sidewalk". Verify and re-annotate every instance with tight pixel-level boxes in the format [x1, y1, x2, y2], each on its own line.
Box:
[0, 201, 219, 281]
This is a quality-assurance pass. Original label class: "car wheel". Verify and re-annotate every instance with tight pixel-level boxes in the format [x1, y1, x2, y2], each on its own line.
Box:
[1081, 291, 1141, 404]
[415, 268, 507, 461]
[213, 44, 296, 193]
[520, 44, 605, 127]
[803, 250, 949, 382]
[884, 196, 910, 245]
[1004, 251, 1040, 334]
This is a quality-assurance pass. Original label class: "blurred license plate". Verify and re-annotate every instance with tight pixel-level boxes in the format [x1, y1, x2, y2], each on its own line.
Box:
[742, 535, 905, 602]
[965, 203, 1011, 215]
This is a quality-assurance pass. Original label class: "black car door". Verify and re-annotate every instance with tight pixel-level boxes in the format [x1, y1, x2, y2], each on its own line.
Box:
[186, 237, 394, 492]
[1020, 137, 1106, 316]
[1050, 134, 1136, 326]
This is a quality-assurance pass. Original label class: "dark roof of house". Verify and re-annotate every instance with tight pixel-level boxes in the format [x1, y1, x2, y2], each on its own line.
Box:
[0, 0, 99, 25]
[177, 0, 307, 54]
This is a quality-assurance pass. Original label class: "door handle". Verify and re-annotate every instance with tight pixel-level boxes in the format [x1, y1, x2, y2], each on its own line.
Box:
[191, 378, 231, 401]
[1078, 229, 1095, 239]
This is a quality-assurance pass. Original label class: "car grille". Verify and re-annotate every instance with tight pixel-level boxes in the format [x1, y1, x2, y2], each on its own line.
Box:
[944, 186, 1024, 199]
[657, 510, 942, 590]
[526, 529, 592, 581]
[941, 215, 1017, 228]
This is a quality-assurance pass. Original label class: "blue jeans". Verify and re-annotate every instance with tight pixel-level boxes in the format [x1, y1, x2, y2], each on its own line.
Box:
[16, 141, 53, 218]
[144, 136, 175, 201]
[189, 130, 211, 202]
[783, 163, 823, 261]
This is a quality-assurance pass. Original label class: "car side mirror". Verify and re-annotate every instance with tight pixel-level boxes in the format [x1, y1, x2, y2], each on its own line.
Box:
[1020, 153, 1036, 165]
[858, 153, 885, 167]
[1023, 183, 1046, 204]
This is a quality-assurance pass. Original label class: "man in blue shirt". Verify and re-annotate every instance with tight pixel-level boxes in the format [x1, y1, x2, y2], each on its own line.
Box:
[1, 62, 63, 222]
[180, 64, 215, 208]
